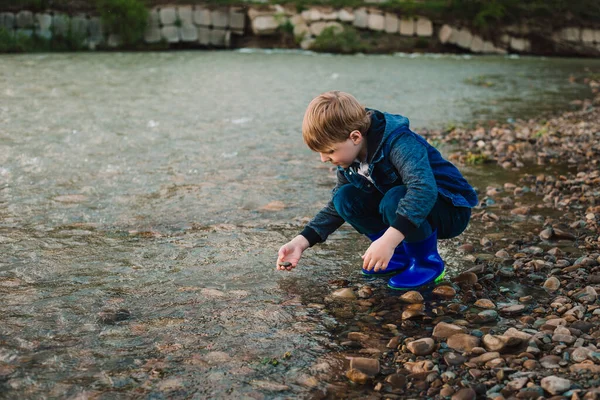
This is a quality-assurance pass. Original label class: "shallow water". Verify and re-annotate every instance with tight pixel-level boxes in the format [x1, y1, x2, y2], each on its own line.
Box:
[1, 50, 599, 398]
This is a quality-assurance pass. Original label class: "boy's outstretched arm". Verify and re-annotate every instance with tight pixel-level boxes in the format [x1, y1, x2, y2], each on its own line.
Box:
[276, 235, 310, 271]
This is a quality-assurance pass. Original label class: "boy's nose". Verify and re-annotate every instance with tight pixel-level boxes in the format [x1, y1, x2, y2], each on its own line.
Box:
[320, 153, 329, 162]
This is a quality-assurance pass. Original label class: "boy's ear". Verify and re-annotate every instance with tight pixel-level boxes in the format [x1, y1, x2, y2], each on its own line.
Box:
[349, 130, 363, 144]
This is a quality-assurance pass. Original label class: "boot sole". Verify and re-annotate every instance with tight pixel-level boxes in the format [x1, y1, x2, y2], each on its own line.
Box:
[386, 270, 446, 291]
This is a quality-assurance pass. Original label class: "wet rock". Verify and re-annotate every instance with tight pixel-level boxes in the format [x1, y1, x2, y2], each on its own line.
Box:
[407, 338, 435, 356]
[357, 286, 373, 299]
[404, 360, 434, 373]
[452, 387, 477, 400]
[400, 291, 424, 303]
[570, 361, 600, 373]
[511, 206, 531, 215]
[278, 261, 291, 267]
[495, 249, 510, 258]
[444, 352, 466, 366]
[432, 285, 456, 298]
[440, 386, 455, 397]
[482, 334, 522, 352]
[572, 347, 592, 362]
[98, 308, 131, 325]
[250, 380, 290, 391]
[458, 243, 475, 253]
[332, 288, 356, 300]
[507, 377, 529, 391]
[500, 304, 526, 316]
[385, 373, 406, 389]
[540, 227, 554, 240]
[474, 299, 496, 309]
[346, 368, 369, 384]
[572, 286, 597, 302]
[470, 351, 500, 364]
[503, 328, 532, 341]
[350, 357, 379, 376]
[433, 322, 467, 339]
[447, 334, 481, 352]
[471, 309, 498, 324]
[543, 277, 561, 291]
[453, 272, 478, 285]
[387, 336, 400, 349]
[540, 355, 562, 368]
[541, 376, 571, 395]
[347, 332, 369, 342]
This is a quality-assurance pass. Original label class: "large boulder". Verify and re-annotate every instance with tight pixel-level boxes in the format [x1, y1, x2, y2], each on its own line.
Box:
[415, 17, 432, 37]
[367, 11, 384, 31]
[251, 15, 278, 35]
[399, 18, 414, 36]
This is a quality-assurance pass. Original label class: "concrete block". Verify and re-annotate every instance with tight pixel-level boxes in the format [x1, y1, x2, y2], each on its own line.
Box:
[35, 13, 52, 31]
[595, 30, 600, 43]
[36, 29, 52, 39]
[456, 28, 473, 49]
[148, 9, 160, 25]
[224, 30, 231, 48]
[310, 21, 328, 36]
[510, 37, 530, 52]
[0, 13, 15, 30]
[251, 15, 278, 35]
[384, 13, 398, 34]
[448, 27, 460, 44]
[399, 18, 414, 36]
[89, 17, 103, 43]
[210, 28, 227, 46]
[339, 9, 354, 22]
[198, 26, 210, 45]
[52, 14, 70, 37]
[180, 24, 198, 42]
[71, 15, 89, 38]
[353, 8, 368, 29]
[581, 28, 594, 43]
[144, 24, 161, 43]
[230, 8, 245, 32]
[16, 29, 34, 38]
[211, 9, 229, 28]
[470, 35, 484, 53]
[367, 13, 384, 31]
[161, 25, 179, 43]
[159, 7, 177, 25]
[16, 11, 34, 28]
[178, 6, 193, 25]
[194, 8, 211, 27]
[107, 34, 121, 47]
[438, 24, 452, 44]
[416, 17, 432, 37]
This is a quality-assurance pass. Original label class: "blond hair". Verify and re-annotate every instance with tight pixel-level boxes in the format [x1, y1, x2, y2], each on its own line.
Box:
[302, 91, 371, 152]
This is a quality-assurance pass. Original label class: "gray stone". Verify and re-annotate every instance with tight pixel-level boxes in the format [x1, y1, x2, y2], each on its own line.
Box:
[367, 12, 384, 31]
[52, 14, 69, 37]
[194, 8, 211, 26]
[251, 15, 278, 35]
[71, 15, 89, 38]
[448, 28, 460, 44]
[447, 334, 480, 352]
[148, 9, 160, 25]
[0, 12, 15, 30]
[211, 29, 230, 48]
[470, 35, 484, 53]
[353, 8, 368, 29]
[432, 322, 467, 339]
[35, 13, 52, 31]
[229, 8, 245, 33]
[482, 41, 495, 53]
[456, 28, 473, 49]
[439, 24, 452, 44]
[161, 25, 179, 43]
[198, 26, 210, 45]
[89, 17, 103, 44]
[499, 304, 525, 316]
[159, 8, 177, 25]
[415, 17, 432, 37]
[540, 355, 561, 368]
[180, 24, 198, 42]
[211, 9, 229, 29]
[573, 286, 597, 302]
[144, 24, 161, 43]
[561, 27, 580, 42]
[399, 18, 414, 36]
[540, 376, 571, 395]
[338, 9, 354, 22]
[384, 13, 398, 34]
[572, 347, 592, 362]
[16, 11, 34, 28]
[177, 6, 193, 25]
[407, 338, 435, 356]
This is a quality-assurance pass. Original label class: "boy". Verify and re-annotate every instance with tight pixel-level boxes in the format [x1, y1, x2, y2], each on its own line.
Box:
[276, 91, 478, 290]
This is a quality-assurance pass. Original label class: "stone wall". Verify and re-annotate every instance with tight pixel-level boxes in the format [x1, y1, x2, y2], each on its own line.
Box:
[1, 5, 599, 56]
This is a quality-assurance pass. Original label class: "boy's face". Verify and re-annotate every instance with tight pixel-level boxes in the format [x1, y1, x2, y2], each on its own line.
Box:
[319, 130, 366, 169]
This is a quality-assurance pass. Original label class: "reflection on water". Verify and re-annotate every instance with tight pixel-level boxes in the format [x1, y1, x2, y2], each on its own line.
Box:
[1, 51, 599, 397]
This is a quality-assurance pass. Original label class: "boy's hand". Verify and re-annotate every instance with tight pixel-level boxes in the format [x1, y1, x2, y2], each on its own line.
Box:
[362, 227, 405, 272]
[276, 235, 309, 271]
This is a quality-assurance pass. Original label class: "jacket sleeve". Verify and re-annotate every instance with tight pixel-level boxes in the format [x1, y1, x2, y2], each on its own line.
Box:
[388, 133, 438, 237]
[300, 168, 349, 246]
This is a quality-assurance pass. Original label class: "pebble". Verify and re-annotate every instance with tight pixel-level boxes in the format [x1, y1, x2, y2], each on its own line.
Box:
[349, 357, 379, 376]
[474, 299, 496, 309]
[385, 373, 406, 389]
[452, 388, 477, 400]
[432, 322, 467, 339]
[407, 338, 435, 356]
[432, 285, 457, 298]
[453, 272, 478, 285]
[447, 334, 481, 352]
[332, 288, 356, 300]
[400, 291, 424, 303]
[499, 304, 526, 316]
[543, 277, 561, 291]
[346, 368, 368, 384]
[540, 376, 571, 395]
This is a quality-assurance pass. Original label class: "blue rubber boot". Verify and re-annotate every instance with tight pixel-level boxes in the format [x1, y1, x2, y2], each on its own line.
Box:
[362, 232, 410, 276]
[388, 230, 445, 290]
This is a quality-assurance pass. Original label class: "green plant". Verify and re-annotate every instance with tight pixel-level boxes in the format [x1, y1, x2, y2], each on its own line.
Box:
[311, 25, 368, 54]
[465, 152, 488, 165]
[97, 0, 148, 46]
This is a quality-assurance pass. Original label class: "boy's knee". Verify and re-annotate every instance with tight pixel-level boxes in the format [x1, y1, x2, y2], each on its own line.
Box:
[333, 185, 360, 219]
[379, 186, 408, 217]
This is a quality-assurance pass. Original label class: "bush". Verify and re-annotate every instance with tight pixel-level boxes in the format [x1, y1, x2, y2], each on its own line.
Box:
[97, 0, 148, 46]
[311, 26, 368, 54]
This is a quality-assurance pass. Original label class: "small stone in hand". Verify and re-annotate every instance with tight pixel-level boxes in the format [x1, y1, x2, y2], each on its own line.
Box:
[278, 261, 292, 267]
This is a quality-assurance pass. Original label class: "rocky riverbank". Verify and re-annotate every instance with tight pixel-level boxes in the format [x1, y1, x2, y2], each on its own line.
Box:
[303, 78, 600, 398]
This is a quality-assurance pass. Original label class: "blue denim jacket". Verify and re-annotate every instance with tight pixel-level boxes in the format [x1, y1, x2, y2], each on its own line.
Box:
[300, 110, 478, 246]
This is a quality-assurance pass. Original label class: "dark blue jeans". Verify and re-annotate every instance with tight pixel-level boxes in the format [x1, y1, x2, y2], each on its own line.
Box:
[332, 184, 471, 243]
